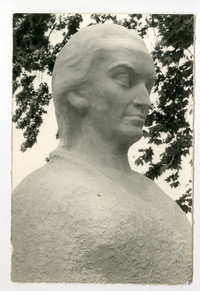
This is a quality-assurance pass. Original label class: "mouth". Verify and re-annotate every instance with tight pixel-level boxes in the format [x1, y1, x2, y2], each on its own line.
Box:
[125, 114, 144, 118]
[124, 114, 145, 120]
[123, 114, 146, 126]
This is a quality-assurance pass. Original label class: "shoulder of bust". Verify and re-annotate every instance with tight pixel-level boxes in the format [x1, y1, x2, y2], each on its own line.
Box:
[11, 159, 99, 222]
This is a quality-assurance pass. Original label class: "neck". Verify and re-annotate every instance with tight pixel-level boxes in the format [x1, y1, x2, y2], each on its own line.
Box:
[59, 124, 132, 173]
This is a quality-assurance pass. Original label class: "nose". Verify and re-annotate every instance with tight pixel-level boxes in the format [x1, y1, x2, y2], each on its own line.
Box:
[131, 83, 151, 112]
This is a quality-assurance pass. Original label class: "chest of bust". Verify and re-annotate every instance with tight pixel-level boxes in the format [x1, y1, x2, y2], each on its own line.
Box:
[53, 173, 191, 284]
[11, 160, 192, 283]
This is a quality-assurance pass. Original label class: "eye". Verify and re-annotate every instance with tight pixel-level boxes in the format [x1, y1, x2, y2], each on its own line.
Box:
[114, 73, 130, 87]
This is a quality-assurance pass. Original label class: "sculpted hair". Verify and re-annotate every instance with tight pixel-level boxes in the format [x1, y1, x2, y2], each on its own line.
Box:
[52, 24, 144, 145]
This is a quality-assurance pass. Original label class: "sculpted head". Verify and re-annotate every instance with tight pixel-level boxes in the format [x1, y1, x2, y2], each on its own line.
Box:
[52, 24, 156, 149]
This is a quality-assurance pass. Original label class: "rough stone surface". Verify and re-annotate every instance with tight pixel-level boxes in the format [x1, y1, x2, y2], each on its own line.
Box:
[11, 150, 192, 283]
[11, 24, 193, 283]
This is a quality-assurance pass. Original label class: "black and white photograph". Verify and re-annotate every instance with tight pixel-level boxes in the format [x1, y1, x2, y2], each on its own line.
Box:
[1, 0, 200, 290]
[11, 12, 194, 284]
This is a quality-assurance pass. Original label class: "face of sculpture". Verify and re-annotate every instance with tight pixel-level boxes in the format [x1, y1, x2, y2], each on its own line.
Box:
[84, 37, 157, 147]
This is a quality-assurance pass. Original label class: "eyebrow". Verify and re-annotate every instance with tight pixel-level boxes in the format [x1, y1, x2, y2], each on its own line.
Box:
[108, 61, 157, 82]
[108, 62, 137, 73]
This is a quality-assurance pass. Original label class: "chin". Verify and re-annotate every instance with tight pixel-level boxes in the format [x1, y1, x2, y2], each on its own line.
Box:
[118, 128, 143, 148]
[129, 134, 143, 145]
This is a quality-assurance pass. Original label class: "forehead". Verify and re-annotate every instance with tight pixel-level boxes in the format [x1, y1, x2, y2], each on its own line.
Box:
[91, 38, 156, 79]
[108, 50, 155, 77]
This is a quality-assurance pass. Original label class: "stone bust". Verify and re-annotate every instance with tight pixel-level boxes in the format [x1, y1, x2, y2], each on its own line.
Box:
[11, 24, 192, 284]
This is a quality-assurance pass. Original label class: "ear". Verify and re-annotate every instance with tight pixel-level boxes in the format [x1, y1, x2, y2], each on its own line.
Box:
[67, 91, 89, 114]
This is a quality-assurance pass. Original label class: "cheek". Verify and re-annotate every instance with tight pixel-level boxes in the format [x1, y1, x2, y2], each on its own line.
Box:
[95, 85, 127, 115]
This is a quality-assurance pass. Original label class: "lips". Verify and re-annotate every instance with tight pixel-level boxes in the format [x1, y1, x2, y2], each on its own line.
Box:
[123, 114, 146, 126]
[125, 114, 144, 119]
[124, 113, 145, 120]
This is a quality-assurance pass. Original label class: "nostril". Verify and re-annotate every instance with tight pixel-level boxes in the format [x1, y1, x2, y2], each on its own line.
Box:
[132, 99, 151, 109]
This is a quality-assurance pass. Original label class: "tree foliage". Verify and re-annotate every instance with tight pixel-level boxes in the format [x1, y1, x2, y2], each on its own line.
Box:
[13, 13, 83, 149]
[12, 13, 194, 213]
